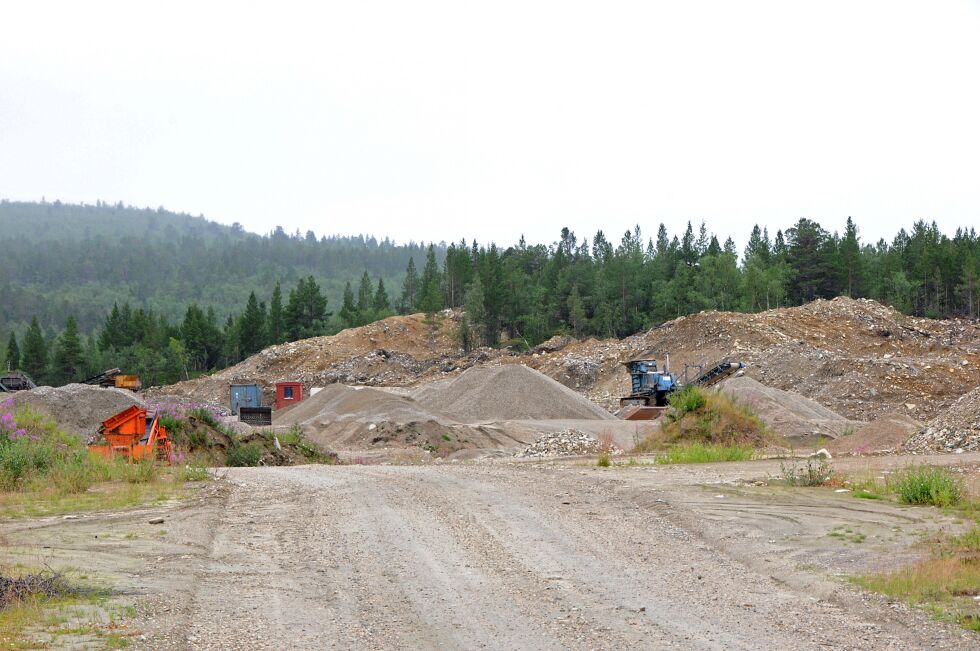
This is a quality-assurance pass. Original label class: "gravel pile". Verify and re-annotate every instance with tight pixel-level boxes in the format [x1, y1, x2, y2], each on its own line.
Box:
[718, 376, 863, 444]
[281, 384, 453, 425]
[414, 364, 616, 422]
[829, 413, 921, 456]
[514, 429, 622, 458]
[6, 384, 144, 439]
[905, 386, 980, 453]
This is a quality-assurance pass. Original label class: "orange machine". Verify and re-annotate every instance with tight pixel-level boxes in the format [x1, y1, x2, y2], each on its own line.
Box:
[88, 406, 173, 462]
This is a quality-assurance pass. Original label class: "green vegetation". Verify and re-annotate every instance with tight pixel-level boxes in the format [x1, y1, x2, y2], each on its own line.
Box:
[653, 443, 755, 464]
[596, 451, 611, 467]
[779, 457, 835, 487]
[0, 405, 197, 518]
[225, 442, 262, 467]
[852, 525, 980, 632]
[2, 200, 979, 387]
[633, 387, 771, 455]
[890, 466, 963, 507]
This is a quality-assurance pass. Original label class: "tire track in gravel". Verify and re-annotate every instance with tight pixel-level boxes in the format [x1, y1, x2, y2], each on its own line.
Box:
[163, 464, 970, 650]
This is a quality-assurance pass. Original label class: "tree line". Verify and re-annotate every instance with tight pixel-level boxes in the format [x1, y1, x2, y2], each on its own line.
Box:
[2, 216, 977, 387]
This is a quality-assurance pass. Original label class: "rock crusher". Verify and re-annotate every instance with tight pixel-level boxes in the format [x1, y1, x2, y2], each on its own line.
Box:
[88, 405, 174, 463]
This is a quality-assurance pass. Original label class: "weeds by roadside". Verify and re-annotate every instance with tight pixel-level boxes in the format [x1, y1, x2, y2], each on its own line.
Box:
[779, 457, 835, 487]
[890, 466, 963, 507]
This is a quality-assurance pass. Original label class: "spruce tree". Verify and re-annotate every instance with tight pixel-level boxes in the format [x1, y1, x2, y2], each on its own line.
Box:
[269, 281, 284, 344]
[373, 279, 391, 314]
[6, 332, 19, 370]
[284, 276, 330, 340]
[21, 317, 47, 383]
[238, 292, 266, 356]
[53, 315, 84, 384]
[357, 272, 374, 317]
[419, 245, 444, 314]
[399, 257, 419, 314]
[339, 282, 358, 329]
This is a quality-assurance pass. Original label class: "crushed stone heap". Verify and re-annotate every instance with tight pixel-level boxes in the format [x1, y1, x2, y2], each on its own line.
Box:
[515, 429, 622, 458]
[5, 384, 145, 440]
[905, 386, 980, 453]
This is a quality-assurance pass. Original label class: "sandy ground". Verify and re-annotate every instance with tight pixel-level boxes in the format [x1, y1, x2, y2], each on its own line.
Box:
[3, 453, 979, 649]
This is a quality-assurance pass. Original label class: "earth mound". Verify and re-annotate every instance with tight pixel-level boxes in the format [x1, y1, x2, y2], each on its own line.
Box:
[717, 376, 862, 444]
[5, 384, 145, 440]
[828, 414, 921, 456]
[413, 364, 616, 422]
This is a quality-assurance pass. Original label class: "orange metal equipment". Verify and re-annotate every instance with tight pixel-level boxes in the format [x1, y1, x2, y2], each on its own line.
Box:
[88, 406, 174, 463]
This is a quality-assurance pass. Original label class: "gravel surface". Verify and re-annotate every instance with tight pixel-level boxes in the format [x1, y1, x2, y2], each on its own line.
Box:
[127, 460, 976, 650]
[414, 364, 616, 422]
[5, 383, 144, 440]
[906, 385, 980, 452]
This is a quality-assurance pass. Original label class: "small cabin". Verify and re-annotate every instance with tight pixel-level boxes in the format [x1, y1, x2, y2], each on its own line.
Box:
[275, 382, 304, 410]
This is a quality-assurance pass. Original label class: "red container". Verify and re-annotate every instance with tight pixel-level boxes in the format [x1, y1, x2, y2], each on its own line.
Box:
[275, 382, 304, 410]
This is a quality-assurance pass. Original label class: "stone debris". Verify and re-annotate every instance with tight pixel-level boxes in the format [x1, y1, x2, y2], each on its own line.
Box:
[515, 429, 622, 458]
[905, 386, 980, 453]
[5, 383, 145, 440]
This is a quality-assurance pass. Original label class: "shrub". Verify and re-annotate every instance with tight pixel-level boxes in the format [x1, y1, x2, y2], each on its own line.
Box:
[121, 459, 159, 484]
[596, 451, 611, 467]
[226, 443, 262, 467]
[634, 388, 771, 453]
[780, 457, 834, 486]
[890, 466, 963, 507]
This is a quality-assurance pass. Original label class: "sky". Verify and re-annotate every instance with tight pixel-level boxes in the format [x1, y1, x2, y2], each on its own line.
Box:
[1, 1, 978, 249]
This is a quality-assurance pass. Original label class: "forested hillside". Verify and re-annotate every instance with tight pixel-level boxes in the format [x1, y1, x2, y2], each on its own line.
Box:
[0, 200, 437, 334]
[1, 199, 977, 388]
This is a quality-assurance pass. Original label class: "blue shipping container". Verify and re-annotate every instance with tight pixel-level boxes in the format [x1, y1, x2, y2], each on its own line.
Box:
[230, 384, 261, 415]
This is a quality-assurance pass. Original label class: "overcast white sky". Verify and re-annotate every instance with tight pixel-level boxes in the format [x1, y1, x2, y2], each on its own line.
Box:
[1, 1, 978, 248]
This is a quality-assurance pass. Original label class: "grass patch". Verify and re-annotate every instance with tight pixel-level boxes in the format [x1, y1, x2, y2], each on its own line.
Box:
[890, 466, 963, 507]
[225, 442, 263, 467]
[654, 442, 755, 464]
[596, 451, 611, 467]
[633, 387, 772, 454]
[0, 480, 183, 519]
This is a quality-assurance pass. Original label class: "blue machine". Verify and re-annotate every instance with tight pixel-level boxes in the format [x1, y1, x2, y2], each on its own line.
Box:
[621, 359, 679, 407]
[621, 358, 745, 408]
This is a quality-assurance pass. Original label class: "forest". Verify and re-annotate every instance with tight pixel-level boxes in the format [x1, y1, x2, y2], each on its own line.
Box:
[1, 200, 977, 388]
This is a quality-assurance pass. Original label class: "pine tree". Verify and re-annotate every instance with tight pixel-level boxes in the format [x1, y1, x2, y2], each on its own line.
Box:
[21, 317, 47, 383]
[567, 285, 587, 337]
[284, 276, 330, 340]
[269, 281, 284, 344]
[463, 276, 486, 346]
[6, 332, 19, 370]
[357, 272, 374, 317]
[239, 291, 266, 356]
[399, 257, 419, 314]
[52, 315, 84, 384]
[418, 245, 444, 314]
[841, 216, 862, 297]
[339, 282, 358, 329]
[373, 278, 391, 314]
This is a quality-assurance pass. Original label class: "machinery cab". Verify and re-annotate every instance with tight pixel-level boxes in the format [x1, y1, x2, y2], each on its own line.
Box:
[621, 359, 679, 407]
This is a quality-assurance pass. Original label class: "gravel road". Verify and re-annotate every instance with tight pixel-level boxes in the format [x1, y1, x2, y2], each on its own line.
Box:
[142, 461, 974, 650]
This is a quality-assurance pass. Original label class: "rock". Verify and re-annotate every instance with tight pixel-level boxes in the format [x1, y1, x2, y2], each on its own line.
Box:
[149, 517, 165, 524]
[810, 449, 832, 460]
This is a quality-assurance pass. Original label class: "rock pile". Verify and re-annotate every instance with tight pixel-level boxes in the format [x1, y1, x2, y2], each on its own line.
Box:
[905, 386, 980, 453]
[5, 384, 144, 440]
[514, 429, 622, 458]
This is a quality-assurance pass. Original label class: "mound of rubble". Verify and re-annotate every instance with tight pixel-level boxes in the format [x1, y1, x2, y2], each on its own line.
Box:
[515, 429, 622, 458]
[146, 311, 464, 406]
[829, 414, 921, 456]
[905, 386, 980, 453]
[5, 384, 145, 440]
[516, 297, 980, 424]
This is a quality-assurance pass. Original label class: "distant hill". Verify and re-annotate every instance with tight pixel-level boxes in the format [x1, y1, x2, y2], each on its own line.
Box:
[0, 200, 440, 335]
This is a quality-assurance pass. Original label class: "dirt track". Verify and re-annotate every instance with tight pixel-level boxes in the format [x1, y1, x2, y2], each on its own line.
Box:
[107, 455, 978, 650]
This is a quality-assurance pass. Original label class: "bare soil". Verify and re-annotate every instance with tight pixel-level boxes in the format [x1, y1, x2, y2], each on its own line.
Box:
[3, 454, 977, 649]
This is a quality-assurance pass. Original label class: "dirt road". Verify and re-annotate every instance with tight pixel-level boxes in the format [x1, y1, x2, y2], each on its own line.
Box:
[122, 457, 976, 650]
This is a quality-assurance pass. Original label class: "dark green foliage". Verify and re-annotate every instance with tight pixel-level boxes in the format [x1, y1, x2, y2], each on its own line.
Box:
[269, 281, 284, 345]
[238, 291, 266, 356]
[226, 442, 262, 467]
[6, 332, 19, 370]
[51, 315, 83, 384]
[399, 257, 419, 314]
[284, 276, 330, 340]
[373, 278, 391, 313]
[339, 281, 358, 329]
[21, 317, 47, 384]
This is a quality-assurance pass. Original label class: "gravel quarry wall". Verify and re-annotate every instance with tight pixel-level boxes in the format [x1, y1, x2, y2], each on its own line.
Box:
[5, 384, 145, 440]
